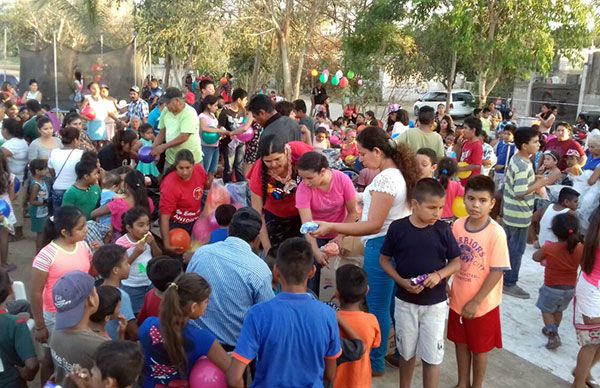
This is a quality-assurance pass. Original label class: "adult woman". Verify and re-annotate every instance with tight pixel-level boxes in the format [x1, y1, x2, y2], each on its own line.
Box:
[22, 79, 43, 102]
[536, 103, 556, 135]
[4, 102, 19, 121]
[80, 82, 116, 145]
[48, 126, 83, 213]
[1, 118, 29, 239]
[98, 129, 141, 171]
[159, 150, 208, 251]
[100, 84, 119, 141]
[544, 122, 586, 171]
[296, 151, 358, 295]
[437, 114, 454, 139]
[62, 112, 95, 152]
[391, 109, 410, 138]
[28, 117, 62, 161]
[248, 134, 312, 251]
[312, 126, 419, 375]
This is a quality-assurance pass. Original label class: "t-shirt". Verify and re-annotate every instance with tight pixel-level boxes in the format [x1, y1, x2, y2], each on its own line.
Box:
[116, 234, 153, 287]
[333, 311, 381, 388]
[147, 106, 161, 130]
[106, 288, 136, 340]
[381, 217, 461, 305]
[48, 148, 84, 191]
[99, 190, 116, 227]
[396, 127, 445, 159]
[98, 143, 133, 171]
[538, 205, 570, 247]
[441, 180, 465, 219]
[50, 329, 108, 384]
[299, 116, 317, 136]
[28, 137, 62, 161]
[62, 184, 101, 220]
[361, 168, 411, 243]
[158, 104, 202, 165]
[450, 218, 511, 317]
[108, 197, 155, 233]
[199, 112, 220, 147]
[502, 155, 535, 228]
[233, 293, 341, 387]
[494, 141, 516, 173]
[159, 164, 207, 224]
[544, 138, 585, 170]
[357, 168, 378, 188]
[295, 169, 356, 237]
[137, 289, 162, 326]
[209, 228, 228, 243]
[32, 241, 92, 313]
[247, 141, 312, 218]
[459, 139, 483, 185]
[480, 117, 492, 136]
[23, 116, 39, 143]
[583, 153, 600, 171]
[1, 138, 29, 181]
[139, 317, 216, 388]
[0, 310, 37, 388]
[260, 114, 302, 143]
[541, 241, 582, 287]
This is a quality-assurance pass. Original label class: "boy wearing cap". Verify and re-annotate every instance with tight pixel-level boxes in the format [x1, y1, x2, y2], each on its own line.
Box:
[49, 271, 107, 384]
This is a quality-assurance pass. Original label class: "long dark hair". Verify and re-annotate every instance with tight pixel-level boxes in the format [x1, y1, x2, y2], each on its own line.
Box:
[122, 207, 150, 235]
[258, 134, 288, 203]
[160, 273, 211, 376]
[43, 206, 85, 246]
[113, 130, 138, 155]
[62, 111, 81, 129]
[163, 149, 195, 179]
[552, 212, 582, 254]
[296, 151, 329, 172]
[124, 170, 150, 211]
[436, 157, 458, 190]
[200, 94, 219, 114]
[582, 208, 600, 275]
[356, 126, 419, 201]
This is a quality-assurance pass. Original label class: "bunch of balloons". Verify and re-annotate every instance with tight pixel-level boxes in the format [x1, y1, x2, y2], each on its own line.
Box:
[311, 68, 363, 88]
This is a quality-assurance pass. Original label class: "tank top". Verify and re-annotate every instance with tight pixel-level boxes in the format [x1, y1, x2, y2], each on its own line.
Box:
[538, 205, 570, 247]
[25, 91, 38, 101]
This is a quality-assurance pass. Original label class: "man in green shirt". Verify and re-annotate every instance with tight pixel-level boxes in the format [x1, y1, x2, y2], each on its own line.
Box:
[152, 87, 202, 168]
[23, 100, 46, 143]
[396, 106, 445, 159]
[62, 160, 101, 220]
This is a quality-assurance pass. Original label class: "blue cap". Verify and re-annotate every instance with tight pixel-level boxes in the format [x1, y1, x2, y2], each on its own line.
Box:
[52, 271, 95, 330]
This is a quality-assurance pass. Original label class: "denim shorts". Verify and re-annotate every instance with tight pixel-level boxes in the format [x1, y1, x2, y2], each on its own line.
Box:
[535, 284, 574, 314]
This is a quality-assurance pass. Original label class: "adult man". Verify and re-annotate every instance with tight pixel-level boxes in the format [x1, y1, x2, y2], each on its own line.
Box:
[186, 208, 274, 349]
[147, 78, 163, 110]
[311, 81, 326, 116]
[152, 87, 202, 168]
[247, 94, 301, 143]
[293, 99, 317, 137]
[127, 86, 149, 123]
[396, 106, 445, 159]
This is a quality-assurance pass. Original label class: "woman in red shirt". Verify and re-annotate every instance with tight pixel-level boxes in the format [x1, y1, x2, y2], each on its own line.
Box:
[159, 149, 208, 252]
[248, 134, 312, 251]
[544, 122, 586, 171]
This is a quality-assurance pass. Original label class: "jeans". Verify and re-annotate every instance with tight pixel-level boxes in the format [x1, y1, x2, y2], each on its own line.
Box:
[51, 189, 66, 216]
[364, 236, 395, 373]
[503, 224, 528, 287]
[223, 142, 245, 183]
[307, 238, 331, 297]
[202, 145, 219, 174]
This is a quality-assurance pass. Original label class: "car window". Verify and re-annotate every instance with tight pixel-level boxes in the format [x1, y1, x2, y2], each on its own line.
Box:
[452, 92, 474, 103]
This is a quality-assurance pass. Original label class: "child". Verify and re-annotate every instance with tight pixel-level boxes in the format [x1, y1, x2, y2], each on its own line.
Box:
[98, 171, 121, 228]
[28, 159, 49, 252]
[457, 116, 483, 185]
[573, 208, 600, 388]
[227, 238, 341, 387]
[537, 150, 562, 184]
[0, 154, 15, 271]
[533, 212, 582, 349]
[116, 207, 162, 313]
[62, 160, 101, 220]
[314, 126, 330, 150]
[445, 131, 457, 159]
[209, 204, 236, 243]
[536, 187, 579, 247]
[340, 130, 359, 165]
[199, 95, 228, 184]
[480, 132, 497, 176]
[480, 107, 492, 136]
[333, 264, 381, 388]
[564, 149, 583, 177]
[448, 175, 510, 388]
[92, 244, 138, 341]
[437, 157, 465, 220]
[89, 285, 124, 339]
[136, 256, 182, 326]
[138, 273, 233, 388]
[379, 178, 461, 388]
[136, 123, 160, 178]
[502, 127, 548, 299]
[0, 268, 39, 387]
[493, 124, 516, 191]
[415, 148, 438, 179]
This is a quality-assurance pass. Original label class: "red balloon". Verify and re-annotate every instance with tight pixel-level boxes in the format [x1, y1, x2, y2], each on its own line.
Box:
[189, 357, 227, 388]
[339, 77, 348, 89]
[169, 228, 191, 253]
[81, 106, 96, 121]
[219, 77, 228, 85]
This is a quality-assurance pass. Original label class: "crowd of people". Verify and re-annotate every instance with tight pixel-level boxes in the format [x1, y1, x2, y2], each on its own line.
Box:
[0, 74, 599, 388]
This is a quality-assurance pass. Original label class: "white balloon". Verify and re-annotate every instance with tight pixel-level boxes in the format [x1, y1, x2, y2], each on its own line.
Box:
[335, 70, 343, 78]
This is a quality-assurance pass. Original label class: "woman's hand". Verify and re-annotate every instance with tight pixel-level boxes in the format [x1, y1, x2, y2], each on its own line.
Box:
[310, 221, 335, 238]
[35, 326, 49, 343]
[314, 249, 330, 268]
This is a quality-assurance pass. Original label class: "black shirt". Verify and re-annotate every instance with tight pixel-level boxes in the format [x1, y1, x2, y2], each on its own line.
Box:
[98, 143, 131, 171]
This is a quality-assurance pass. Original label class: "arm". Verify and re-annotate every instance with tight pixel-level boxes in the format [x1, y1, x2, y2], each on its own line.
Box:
[90, 204, 110, 219]
[200, 116, 227, 135]
[379, 254, 424, 294]
[30, 268, 50, 343]
[588, 167, 600, 186]
[300, 125, 313, 146]
[298, 207, 329, 267]
[146, 233, 162, 256]
[532, 248, 544, 262]
[29, 184, 44, 207]
[226, 358, 247, 388]
[230, 113, 254, 136]
[251, 192, 271, 251]
[422, 257, 461, 288]
[207, 341, 234, 379]
[461, 271, 504, 319]
[324, 357, 337, 384]
[17, 358, 39, 381]
[1, 147, 12, 158]
[125, 319, 138, 341]
[159, 213, 176, 252]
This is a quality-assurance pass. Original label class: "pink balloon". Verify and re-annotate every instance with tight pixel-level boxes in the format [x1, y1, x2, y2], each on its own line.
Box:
[189, 357, 227, 388]
[323, 69, 329, 76]
[357, 79, 364, 86]
[206, 185, 230, 213]
[330, 135, 341, 146]
[339, 77, 348, 89]
[237, 127, 254, 142]
[209, 214, 218, 228]
[192, 216, 217, 244]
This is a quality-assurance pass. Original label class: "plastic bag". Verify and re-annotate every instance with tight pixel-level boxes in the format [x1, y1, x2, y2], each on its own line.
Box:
[225, 181, 249, 208]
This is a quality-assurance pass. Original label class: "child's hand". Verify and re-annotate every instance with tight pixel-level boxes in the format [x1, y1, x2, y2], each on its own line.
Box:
[461, 299, 481, 319]
[145, 233, 155, 246]
[117, 314, 127, 338]
[89, 241, 102, 251]
[134, 240, 145, 255]
[66, 365, 92, 388]
[399, 278, 424, 294]
[314, 249, 330, 268]
[422, 271, 442, 288]
[310, 221, 334, 238]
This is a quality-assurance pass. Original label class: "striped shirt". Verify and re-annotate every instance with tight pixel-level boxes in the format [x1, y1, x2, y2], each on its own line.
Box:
[186, 237, 274, 346]
[502, 154, 535, 228]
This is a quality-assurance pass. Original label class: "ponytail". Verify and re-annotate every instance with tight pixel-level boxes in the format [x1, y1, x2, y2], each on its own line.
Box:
[436, 157, 458, 190]
[159, 273, 211, 376]
[124, 170, 149, 211]
[43, 206, 85, 246]
[551, 212, 581, 254]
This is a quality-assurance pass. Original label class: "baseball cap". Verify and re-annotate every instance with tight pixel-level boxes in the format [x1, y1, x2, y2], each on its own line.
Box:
[130, 85, 140, 93]
[53, 271, 95, 330]
[163, 87, 183, 100]
[565, 148, 580, 157]
[229, 207, 262, 240]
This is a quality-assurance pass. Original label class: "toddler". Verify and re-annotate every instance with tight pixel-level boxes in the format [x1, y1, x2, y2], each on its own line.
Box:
[98, 171, 121, 228]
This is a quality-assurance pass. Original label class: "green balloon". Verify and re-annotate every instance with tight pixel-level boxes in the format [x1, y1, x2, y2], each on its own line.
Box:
[347, 71, 355, 80]
[201, 132, 220, 145]
[319, 73, 328, 83]
[331, 76, 340, 86]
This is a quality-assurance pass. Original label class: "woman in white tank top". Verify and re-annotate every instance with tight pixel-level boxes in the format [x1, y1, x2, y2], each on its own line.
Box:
[22, 79, 42, 102]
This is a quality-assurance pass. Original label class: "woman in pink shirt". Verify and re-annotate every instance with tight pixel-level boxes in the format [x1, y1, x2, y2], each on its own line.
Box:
[30, 205, 92, 382]
[296, 151, 358, 295]
[437, 157, 464, 220]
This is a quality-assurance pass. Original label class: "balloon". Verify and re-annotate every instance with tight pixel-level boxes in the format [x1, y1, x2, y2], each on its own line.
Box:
[138, 146, 154, 163]
[452, 197, 468, 218]
[344, 155, 356, 164]
[210, 214, 219, 228]
[202, 132, 220, 145]
[322, 69, 329, 76]
[81, 106, 96, 121]
[319, 73, 328, 84]
[206, 185, 231, 212]
[13, 177, 20, 194]
[330, 135, 341, 146]
[457, 162, 472, 180]
[347, 70, 355, 80]
[339, 77, 348, 89]
[0, 200, 10, 218]
[219, 77, 228, 85]
[189, 357, 227, 388]
[310, 69, 318, 77]
[237, 127, 254, 143]
[169, 228, 191, 253]
[331, 76, 340, 86]
[357, 79, 364, 86]
[192, 216, 218, 244]
[335, 70, 343, 78]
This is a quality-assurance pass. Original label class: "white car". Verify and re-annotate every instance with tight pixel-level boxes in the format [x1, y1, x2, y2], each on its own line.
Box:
[413, 89, 475, 117]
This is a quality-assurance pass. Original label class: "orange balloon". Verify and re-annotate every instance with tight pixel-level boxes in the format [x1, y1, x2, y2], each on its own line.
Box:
[169, 228, 191, 253]
[219, 77, 228, 85]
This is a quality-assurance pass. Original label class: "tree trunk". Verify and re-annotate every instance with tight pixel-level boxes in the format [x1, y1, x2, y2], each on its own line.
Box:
[164, 53, 172, 88]
[446, 50, 457, 109]
[293, 43, 307, 100]
[478, 71, 487, 108]
[250, 41, 262, 94]
[279, 33, 293, 100]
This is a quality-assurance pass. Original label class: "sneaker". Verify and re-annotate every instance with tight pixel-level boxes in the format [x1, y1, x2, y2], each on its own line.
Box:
[503, 284, 530, 299]
[546, 332, 561, 349]
[385, 353, 399, 368]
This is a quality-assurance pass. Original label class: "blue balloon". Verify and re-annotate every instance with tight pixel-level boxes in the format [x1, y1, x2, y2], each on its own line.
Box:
[13, 178, 20, 194]
[0, 200, 10, 218]
[408, 120, 415, 128]
[138, 146, 155, 163]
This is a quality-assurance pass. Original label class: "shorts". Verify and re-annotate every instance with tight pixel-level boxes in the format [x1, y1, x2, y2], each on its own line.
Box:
[202, 145, 219, 174]
[120, 284, 153, 314]
[575, 276, 600, 319]
[394, 298, 447, 365]
[447, 306, 502, 354]
[536, 285, 574, 314]
[87, 119, 107, 141]
[31, 216, 47, 234]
